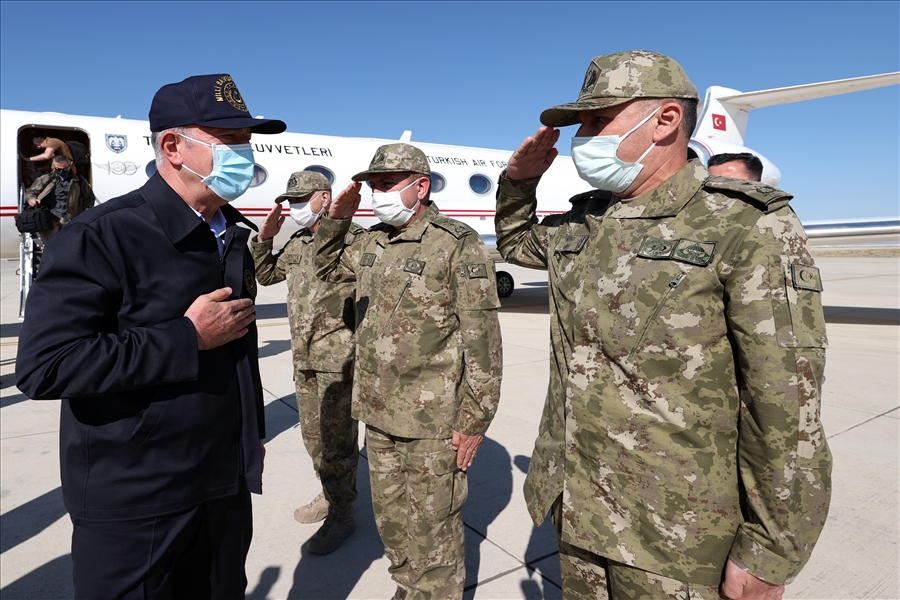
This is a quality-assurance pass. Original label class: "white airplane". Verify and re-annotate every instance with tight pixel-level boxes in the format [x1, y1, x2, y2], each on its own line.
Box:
[3, 71, 898, 310]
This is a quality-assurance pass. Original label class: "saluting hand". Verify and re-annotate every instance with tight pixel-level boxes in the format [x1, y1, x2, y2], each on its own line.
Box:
[452, 431, 484, 471]
[185, 287, 256, 350]
[507, 126, 560, 181]
[258, 203, 285, 242]
[328, 182, 362, 220]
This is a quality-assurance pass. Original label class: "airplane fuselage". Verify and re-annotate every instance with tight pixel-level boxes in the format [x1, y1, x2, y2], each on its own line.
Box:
[1, 109, 586, 259]
[7, 69, 897, 260]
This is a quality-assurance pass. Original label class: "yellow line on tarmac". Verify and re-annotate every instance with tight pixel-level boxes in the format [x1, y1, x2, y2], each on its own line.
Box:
[825, 273, 899, 282]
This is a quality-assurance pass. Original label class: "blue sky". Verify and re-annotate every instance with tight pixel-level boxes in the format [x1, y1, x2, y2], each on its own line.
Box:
[2, 1, 898, 220]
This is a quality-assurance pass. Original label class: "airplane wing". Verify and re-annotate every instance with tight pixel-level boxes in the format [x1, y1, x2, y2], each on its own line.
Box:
[692, 71, 900, 184]
[716, 72, 900, 110]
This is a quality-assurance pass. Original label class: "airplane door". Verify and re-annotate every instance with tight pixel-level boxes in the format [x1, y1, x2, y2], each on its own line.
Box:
[18, 124, 92, 187]
[16, 125, 92, 318]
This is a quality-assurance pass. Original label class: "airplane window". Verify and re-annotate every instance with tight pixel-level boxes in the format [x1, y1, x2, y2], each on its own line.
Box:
[304, 165, 335, 185]
[145, 162, 157, 178]
[468, 174, 493, 195]
[250, 164, 268, 187]
[430, 172, 446, 193]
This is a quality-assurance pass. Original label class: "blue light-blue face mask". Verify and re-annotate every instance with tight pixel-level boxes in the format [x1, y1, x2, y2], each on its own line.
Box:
[179, 133, 255, 201]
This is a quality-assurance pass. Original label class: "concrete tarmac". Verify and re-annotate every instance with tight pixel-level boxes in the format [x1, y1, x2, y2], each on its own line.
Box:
[1, 255, 897, 599]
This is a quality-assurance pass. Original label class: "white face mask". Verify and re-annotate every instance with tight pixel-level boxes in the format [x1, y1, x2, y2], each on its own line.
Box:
[288, 192, 327, 228]
[371, 178, 420, 227]
[289, 201, 319, 228]
[570, 107, 660, 193]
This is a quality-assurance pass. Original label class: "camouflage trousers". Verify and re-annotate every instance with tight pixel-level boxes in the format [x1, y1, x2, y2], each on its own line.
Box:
[366, 426, 468, 600]
[294, 369, 358, 507]
[558, 540, 724, 600]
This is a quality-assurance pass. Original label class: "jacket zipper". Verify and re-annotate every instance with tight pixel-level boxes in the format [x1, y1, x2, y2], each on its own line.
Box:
[627, 272, 686, 362]
[219, 229, 244, 477]
[389, 278, 412, 325]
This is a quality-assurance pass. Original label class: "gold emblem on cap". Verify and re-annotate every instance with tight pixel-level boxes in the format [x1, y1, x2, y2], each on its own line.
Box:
[213, 75, 249, 113]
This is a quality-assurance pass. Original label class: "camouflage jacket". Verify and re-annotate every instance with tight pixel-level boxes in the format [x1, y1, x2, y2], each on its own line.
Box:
[495, 161, 832, 586]
[315, 202, 503, 439]
[250, 223, 364, 373]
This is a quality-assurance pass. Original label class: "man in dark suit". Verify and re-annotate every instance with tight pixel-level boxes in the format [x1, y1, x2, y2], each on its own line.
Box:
[16, 74, 286, 599]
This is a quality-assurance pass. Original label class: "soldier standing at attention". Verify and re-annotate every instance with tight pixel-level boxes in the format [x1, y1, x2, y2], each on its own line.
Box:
[315, 143, 503, 600]
[495, 51, 831, 600]
[251, 170, 364, 555]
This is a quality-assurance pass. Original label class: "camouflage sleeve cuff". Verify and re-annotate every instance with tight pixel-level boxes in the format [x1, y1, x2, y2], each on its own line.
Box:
[251, 234, 284, 286]
[498, 171, 541, 201]
[495, 172, 550, 269]
[314, 217, 356, 283]
[318, 216, 353, 238]
[249, 235, 274, 252]
[728, 527, 799, 585]
[454, 309, 502, 436]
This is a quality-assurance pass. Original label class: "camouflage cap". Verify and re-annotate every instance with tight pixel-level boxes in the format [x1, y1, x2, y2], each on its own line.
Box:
[540, 50, 698, 127]
[276, 170, 331, 203]
[351, 143, 430, 182]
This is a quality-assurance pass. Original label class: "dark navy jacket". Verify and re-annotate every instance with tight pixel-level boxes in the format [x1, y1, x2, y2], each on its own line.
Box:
[16, 174, 265, 522]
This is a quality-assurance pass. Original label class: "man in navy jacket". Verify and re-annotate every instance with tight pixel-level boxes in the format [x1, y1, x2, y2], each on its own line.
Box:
[16, 74, 286, 599]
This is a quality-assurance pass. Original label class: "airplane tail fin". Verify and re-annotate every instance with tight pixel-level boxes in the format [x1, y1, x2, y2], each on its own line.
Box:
[694, 72, 900, 146]
[695, 86, 750, 146]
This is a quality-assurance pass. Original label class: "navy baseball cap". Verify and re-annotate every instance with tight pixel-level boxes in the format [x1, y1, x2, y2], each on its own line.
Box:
[149, 74, 286, 134]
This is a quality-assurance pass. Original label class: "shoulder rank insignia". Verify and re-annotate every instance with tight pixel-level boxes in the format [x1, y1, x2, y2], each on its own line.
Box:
[704, 177, 793, 213]
[433, 216, 472, 239]
[451, 223, 470, 237]
[791, 263, 823, 291]
[466, 263, 488, 279]
[360, 253, 377, 267]
[404, 258, 425, 275]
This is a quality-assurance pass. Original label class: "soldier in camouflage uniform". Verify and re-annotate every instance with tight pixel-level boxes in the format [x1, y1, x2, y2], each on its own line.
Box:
[314, 143, 503, 600]
[251, 170, 365, 555]
[494, 51, 832, 600]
